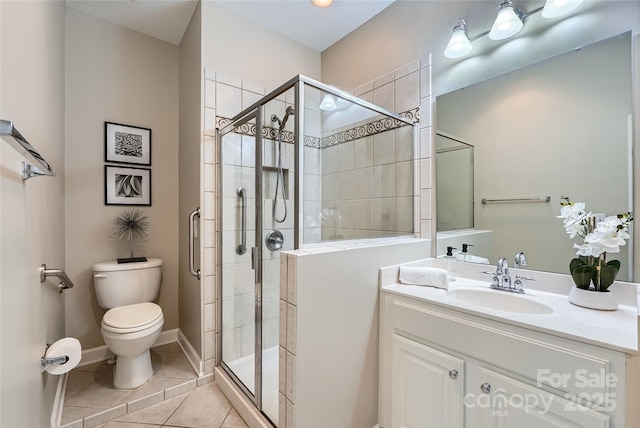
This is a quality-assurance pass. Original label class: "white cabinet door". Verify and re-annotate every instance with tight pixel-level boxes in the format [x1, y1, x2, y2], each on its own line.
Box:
[391, 334, 465, 428]
[475, 367, 610, 428]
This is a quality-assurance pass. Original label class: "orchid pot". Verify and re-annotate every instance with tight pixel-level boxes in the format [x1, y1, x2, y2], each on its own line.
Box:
[558, 197, 632, 310]
[568, 255, 620, 292]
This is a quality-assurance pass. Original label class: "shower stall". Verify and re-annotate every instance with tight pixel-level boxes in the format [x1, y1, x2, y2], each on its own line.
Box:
[217, 75, 416, 425]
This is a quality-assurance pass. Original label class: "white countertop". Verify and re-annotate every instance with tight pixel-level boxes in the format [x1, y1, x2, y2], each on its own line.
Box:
[381, 262, 639, 353]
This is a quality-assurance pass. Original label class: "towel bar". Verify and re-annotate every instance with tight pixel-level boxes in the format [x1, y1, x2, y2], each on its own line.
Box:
[0, 119, 55, 180]
[482, 196, 551, 204]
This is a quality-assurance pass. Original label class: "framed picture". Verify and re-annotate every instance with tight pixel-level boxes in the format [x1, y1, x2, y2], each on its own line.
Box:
[105, 165, 151, 206]
[105, 122, 151, 166]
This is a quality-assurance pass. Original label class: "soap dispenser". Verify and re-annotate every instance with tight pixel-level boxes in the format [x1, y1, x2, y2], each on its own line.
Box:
[443, 246, 457, 281]
[459, 243, 473, 262]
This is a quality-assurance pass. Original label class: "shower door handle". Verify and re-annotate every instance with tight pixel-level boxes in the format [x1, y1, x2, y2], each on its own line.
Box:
[236, 187, 247, 255]
[189, 207, 201, 280]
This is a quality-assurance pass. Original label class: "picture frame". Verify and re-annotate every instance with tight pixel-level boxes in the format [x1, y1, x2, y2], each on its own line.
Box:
[105, 165, 152, 206]
[105, 122, 151, 166]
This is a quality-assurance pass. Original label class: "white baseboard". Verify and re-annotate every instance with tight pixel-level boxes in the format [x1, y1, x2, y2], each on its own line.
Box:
[78, 329, 179, 367]
[50, 372, 68, 428]
[178, 329, 204, 377]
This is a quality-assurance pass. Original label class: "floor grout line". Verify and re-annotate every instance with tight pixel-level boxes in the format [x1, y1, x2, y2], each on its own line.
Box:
[61, 343, 249, 428]
[61, 343, 199, 428]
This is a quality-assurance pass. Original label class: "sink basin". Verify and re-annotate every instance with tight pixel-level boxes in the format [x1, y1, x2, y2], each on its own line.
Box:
[448, 288, 553, 314]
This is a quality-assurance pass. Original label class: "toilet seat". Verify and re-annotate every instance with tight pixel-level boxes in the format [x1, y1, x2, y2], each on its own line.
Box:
[102, 302, 163, 334]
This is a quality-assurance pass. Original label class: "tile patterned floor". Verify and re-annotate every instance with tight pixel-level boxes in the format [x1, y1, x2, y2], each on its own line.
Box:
[60, 343, 247, 428]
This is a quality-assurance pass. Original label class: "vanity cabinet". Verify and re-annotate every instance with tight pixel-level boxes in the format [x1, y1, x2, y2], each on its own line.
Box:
[391, 334, 464, 427]
[379, 291, 637, 428]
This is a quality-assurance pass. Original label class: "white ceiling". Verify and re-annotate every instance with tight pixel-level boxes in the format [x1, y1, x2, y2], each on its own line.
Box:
[66, 0, 200, 45]
[65, 0, 395, 51]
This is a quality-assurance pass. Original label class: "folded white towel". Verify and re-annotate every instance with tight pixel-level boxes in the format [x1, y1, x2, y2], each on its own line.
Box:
[398, 266, 450, 289]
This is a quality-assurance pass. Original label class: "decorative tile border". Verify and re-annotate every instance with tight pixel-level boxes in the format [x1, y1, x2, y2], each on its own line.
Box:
[216, 107, 418, 150]
[216, 117, 295, 143]
[322, 108, 419, 148]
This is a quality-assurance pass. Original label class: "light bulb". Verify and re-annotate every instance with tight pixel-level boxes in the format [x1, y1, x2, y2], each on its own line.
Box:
[542, 0, 584, 18]
[489, 0, 523, 40]
[310, 0, 333, 8]
[319, 94, 337, 111]
[444, 20, 473, 59]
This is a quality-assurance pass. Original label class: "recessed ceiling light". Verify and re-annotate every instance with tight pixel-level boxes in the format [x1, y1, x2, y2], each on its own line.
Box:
[310, 0, 334, 8]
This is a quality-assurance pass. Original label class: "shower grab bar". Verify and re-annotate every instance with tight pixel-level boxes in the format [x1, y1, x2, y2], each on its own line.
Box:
[236, 187, 247, 255]
[189, 207, 201, 280]
[0, 119, 56, 180]
[40, 265, 74, 293]
[482, 196, 551, 204]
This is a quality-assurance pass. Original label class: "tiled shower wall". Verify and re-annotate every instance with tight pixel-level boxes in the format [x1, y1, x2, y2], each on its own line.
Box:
[278, 56, 432, 428]
[303, 85, 419, 242]
[316, 117, 416, 240]
[350, 57, 432, 239]
[202, 55, 433, 372]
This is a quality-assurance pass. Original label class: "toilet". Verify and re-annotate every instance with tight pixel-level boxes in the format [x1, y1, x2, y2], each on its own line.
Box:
[93, 258, 164, 389]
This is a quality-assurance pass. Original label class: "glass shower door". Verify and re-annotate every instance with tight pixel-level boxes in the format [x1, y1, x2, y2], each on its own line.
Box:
[220, 112, 259, 399]
[219, 99, 291, 425]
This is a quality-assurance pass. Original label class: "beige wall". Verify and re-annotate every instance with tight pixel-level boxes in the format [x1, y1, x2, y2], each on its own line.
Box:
[0, 1, 66, 426]
[201, 0, 321, 90]
[64, 8, 180, 350]
[179, 3, 204, 361]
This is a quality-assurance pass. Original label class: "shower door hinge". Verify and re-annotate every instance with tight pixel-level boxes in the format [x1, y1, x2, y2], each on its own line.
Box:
[251, 247, 259, 270]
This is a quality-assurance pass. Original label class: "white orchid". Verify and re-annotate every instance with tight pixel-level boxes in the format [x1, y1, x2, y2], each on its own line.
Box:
[559, 197, 633, 258]
[557, 198, 591, 239]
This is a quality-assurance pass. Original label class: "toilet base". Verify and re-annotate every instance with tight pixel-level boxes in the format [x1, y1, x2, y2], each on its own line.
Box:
[113, 349, 154, 389]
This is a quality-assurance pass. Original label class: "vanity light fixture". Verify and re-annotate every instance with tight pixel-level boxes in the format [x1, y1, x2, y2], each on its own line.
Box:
[444, 19, 473, 59]
[319, 94, 337, 111]
[444, 0, 584, 59]
[489, 0, 523, 40]
[541, 0, 584, 18]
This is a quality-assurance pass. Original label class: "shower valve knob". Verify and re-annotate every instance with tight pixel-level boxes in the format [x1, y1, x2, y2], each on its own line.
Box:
[265, 230, 284, 251]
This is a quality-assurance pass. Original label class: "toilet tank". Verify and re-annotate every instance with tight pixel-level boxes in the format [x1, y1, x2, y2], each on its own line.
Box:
[93, 258, 162, 309]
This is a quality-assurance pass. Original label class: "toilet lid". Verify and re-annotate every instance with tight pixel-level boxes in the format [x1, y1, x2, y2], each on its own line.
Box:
[102, 302, 162, 332]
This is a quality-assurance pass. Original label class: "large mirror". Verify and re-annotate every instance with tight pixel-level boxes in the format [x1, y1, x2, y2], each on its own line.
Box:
[436, 32, 633, 281]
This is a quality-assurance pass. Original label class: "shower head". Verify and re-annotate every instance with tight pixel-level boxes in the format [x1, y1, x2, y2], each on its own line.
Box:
[273, 106, 295, 131]
[282, 106, 295, 125]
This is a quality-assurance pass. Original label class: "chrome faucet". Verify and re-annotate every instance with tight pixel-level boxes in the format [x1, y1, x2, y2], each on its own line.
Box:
[488, 257, 524, 294]
[514, 252, 527, 268]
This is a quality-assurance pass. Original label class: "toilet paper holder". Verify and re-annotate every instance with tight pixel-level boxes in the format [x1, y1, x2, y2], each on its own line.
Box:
[40, 264, 74, 293]
[41, 345, 69, 373]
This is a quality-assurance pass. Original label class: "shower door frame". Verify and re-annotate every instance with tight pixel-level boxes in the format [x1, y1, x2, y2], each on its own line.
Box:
[217, 107, 266, 412]
[216, 74, 416, 422]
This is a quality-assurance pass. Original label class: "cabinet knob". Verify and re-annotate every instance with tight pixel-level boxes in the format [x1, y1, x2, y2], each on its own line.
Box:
[480, 383, 491, 393]
[448, 369, 459, 379]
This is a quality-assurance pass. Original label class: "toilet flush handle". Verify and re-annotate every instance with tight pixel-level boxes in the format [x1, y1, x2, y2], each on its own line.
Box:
[94, 273, 107, 279]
